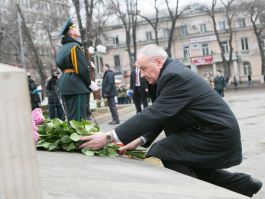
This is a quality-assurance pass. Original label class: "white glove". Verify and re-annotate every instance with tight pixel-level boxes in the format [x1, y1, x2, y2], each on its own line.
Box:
[89, 81, 99, 91]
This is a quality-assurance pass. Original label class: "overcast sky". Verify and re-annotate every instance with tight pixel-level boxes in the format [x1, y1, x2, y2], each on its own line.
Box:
[70, 0, 216, 25]
[138, 0, 213, 15]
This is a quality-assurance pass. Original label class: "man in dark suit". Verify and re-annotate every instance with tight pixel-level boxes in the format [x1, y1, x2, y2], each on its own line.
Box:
[80, 44, 262, 197]
[130, 67, 148, 112]
[102, 64, 120, 125]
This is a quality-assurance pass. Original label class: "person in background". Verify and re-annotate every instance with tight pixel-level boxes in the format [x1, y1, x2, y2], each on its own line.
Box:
[233, 76, 238, 89]
[214, 69, 226, 97]
[130, 66, 149, 113]
[117, 85, 127, 104]
[55, 17, 91, 122]
[45, 69, 64, 120]
[27, 72, 41, 110]
[248, 73, 253, 88]
[80, 44, 262, 198]
[102, 64, 120, 125]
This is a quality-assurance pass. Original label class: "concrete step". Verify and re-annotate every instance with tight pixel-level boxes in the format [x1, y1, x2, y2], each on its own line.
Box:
[38, 151, 248, 199]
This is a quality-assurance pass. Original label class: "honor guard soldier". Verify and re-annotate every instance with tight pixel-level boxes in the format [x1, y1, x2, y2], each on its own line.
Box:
[55, 17, 91, 122]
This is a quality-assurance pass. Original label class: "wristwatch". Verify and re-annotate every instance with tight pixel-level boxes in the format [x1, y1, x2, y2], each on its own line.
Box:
[106, 134, 112, 143]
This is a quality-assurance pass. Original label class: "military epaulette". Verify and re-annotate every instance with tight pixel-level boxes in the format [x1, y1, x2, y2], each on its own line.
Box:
[70, 46, 81, 74]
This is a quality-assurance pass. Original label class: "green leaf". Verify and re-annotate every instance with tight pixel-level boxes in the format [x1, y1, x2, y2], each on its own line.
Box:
[107, 147, 119, 157]
[52, 118, 63, 128]
[60, 135, 72, 144]
[70, 120, 83, 130]
[48, 140, 60, 151]
[63, 143, 76, 151]
[82, 149, 95, 156]
[84, 125, 93, 133]
[37, 142, 51, 149]
[70, 133, 82, 141]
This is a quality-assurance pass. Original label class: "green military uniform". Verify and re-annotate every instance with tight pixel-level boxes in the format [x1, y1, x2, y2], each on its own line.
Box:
[55, 18, 91, 122]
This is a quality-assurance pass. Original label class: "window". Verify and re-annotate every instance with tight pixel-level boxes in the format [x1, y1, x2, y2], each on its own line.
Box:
[241, 37, 249, 51]
[200, 24, 207, 33]
[163, 28, 170, 38]
[243, 62, 252, 75]
[201, 43, 209, 56]
[145, 31, 152, 40]
[238, 18, 246, 28]
[183, 46, 190, 58]
[180, 25, 188, 36]
[114, 55, 121, 68]
[221, 41, 229, 53]
[112, 36, 119, 46]
[219, 21, 226, 31]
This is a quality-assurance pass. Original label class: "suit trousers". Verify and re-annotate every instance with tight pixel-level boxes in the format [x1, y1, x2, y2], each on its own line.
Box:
[162, 160, 260, 197]
[133, 86, 148, 113]
[107, 96, 119, 122]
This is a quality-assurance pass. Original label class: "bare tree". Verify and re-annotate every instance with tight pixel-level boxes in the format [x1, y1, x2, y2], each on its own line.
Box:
[91, 2, 110, 47]
[137, 0, 160, 45]
[16, 4, 47, 87]
[72, 0, 86, 45]
[40, 5, 68, 62]
[196, 0, 236, 80]
[242, 0, 265, 78]
[221, 0, 236, 80]
[0, 8, 20, 65]
[108, 0, 138, 69]
[165, 0, 186, 57]
[130, 0, 138, 62]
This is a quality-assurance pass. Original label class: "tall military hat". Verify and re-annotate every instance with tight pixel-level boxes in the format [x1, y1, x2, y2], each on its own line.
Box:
[59, 17, 76, 36]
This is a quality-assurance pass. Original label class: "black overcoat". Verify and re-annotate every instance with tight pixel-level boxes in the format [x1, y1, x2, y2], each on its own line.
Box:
[115, 58, 242, 169]
[102, 70, 117, 97]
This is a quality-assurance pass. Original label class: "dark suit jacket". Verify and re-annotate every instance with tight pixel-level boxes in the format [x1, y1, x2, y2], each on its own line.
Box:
[102, 70, 117, 97]
[115, 58, 242, 169]
[130, 69, 148, 91]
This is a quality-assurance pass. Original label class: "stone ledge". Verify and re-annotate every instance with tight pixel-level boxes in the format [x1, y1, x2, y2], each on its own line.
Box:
[38, 151, 248, 199]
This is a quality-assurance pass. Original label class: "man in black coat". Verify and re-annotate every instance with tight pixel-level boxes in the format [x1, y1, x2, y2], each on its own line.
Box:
[102, 64, 120, 125]
[45, 69, 64, 120]
[80, 44, 262, 197]
[214, 70, 226, 97]
[27, 72, 40, 110]
[130, 67, 149, 112]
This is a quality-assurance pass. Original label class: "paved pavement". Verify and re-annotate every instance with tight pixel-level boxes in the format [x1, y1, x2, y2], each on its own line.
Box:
[38, 86, 265, 199]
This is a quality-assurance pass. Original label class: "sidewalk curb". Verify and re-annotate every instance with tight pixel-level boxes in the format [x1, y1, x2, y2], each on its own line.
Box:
[92, 104, 135, 124]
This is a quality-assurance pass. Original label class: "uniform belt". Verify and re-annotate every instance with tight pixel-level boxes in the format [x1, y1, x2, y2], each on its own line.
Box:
[64, 68, 76, 73]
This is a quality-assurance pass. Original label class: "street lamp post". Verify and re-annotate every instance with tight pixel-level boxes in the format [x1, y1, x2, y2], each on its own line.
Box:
[88, 45, 106, 77]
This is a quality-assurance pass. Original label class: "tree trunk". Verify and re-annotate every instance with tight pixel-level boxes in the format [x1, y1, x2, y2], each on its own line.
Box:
[16, 4, 47, 87]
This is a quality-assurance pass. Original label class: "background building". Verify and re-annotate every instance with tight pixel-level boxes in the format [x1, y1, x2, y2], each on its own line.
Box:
[101, 6, 265, 86]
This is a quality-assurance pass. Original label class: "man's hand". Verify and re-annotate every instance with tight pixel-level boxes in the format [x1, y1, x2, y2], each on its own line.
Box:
[119, 137, 144, 153]
[79, 133, 108, 150]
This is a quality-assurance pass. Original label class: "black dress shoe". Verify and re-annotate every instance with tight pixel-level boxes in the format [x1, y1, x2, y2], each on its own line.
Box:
[108, 121, 114, 125]
[109, 121, 120, 125]
[247, 177, 263, 197]
[251, 177, 263, 194]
